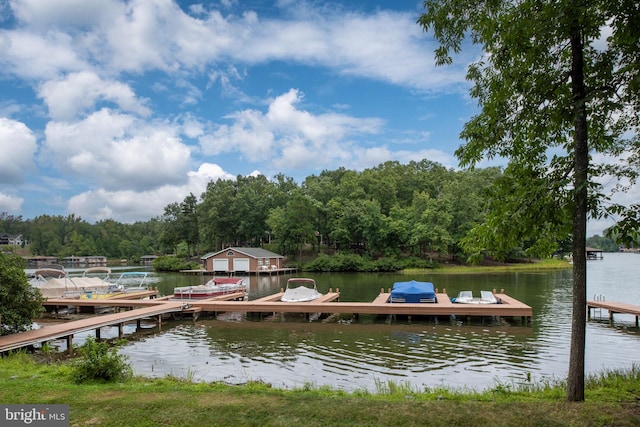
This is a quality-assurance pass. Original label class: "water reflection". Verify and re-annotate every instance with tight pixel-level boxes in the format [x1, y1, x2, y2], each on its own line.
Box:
[118, 253, 640, 392]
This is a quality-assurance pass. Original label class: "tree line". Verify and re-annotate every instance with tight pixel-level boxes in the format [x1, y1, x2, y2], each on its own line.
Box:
[1, 160, 625, 264]
[0, 160, 498, 261]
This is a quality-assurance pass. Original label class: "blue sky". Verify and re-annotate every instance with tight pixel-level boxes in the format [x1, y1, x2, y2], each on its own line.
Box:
[0, 0, 623, 236]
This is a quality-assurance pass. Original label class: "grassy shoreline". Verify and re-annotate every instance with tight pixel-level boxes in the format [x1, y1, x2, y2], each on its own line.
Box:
[1, 353, 639, 426]
[405, 258, 572, 275]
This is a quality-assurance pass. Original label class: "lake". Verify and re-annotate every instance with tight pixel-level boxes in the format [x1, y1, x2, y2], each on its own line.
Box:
[65, 253, 640, 392]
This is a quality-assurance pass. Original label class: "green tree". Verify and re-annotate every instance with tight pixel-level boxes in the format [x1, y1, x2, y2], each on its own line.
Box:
[0, 253, 44, 335]
[409, 191, 453, 261]
[419, 0, 640, 401]
[267, 192, 317, 260]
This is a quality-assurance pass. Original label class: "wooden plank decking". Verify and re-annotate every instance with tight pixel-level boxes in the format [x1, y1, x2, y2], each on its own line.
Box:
[587, 299, 640, 326]
[0, 301, 186, 353]
[1, 289, 532, 354]
[191, 289, 532, 318]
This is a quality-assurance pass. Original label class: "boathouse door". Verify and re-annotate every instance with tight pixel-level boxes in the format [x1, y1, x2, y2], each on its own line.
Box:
[212, 259, 229, 272]
[233, 258, 250, 272]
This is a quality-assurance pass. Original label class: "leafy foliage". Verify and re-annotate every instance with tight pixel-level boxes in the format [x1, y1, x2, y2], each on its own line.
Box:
[418, 0, 640, 403]
[152, 255, 200, 272]
[302, 253, 403, 272]
[72, 337, 132, 383]
[0, 253, 44, 335]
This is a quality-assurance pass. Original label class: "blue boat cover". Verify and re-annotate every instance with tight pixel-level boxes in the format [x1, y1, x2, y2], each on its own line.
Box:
[390, 280, 436, 303]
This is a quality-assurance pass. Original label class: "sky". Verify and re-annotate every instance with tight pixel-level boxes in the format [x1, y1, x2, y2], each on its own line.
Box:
[0, 0, 630, 236]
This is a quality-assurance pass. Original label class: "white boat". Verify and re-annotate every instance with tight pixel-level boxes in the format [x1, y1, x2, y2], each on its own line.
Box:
[173, 277, 246, 299]
[31, 266, 118, 299]
[28, 264, 67, 288]
[452, 290, 499, 304]
[77, 266, 125, 299]
[281, 278, 323, 302]
[111, 271, 150, 293]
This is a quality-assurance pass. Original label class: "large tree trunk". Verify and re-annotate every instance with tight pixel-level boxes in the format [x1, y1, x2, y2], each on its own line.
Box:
[567, 21, 588, 402]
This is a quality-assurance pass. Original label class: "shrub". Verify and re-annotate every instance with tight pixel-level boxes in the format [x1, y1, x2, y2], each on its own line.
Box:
[72, 338, 132, 383]
[303, 253, 402, 272]
[152, 255, 200, 271]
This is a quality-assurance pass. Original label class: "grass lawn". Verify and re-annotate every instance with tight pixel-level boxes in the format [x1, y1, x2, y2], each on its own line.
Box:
[1, 352, 639, 426]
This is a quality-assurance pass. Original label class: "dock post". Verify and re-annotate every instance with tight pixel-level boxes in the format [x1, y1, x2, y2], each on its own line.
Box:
[95, 328, 101, 340]
[118, 323, 124, 338]
[66, 335, 73, 354]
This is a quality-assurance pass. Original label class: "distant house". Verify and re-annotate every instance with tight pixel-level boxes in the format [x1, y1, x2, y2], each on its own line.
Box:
[141, 255, 159, 265]
[201, 247, 284, 273]
[0, 233, 23, 246]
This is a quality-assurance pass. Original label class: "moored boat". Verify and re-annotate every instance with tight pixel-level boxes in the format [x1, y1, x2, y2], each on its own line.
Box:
[452, 290, 500, 304]
[111, 271, 150, 293]
[281, 278, 323, 302]
[28, 264, 67, 288]
[173, 277, 245, 299]
[389, 280, 437, 303]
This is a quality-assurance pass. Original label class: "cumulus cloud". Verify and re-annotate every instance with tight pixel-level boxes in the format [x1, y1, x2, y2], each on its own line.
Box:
[68, 162, 235, 222]
[42, 109, 191, 191]
[38, 71, 151, 120]
[0, 192, 24, 212]
[0, 117, 37, 184]
[0, 29, 87, 79]
[200, 89, 384, 170]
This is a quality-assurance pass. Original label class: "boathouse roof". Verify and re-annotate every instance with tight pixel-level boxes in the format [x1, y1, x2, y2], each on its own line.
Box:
[201, 247, 284, 260]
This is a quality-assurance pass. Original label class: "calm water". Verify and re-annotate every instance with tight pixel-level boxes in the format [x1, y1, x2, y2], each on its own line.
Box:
[62, 253, 640, 391]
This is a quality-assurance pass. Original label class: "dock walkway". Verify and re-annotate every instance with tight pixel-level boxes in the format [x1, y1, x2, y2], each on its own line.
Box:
[587, 299, 640, 326]
[0, 301, 186, 353]
[1, 289, 532, 354]
[190, 289, 532, 319]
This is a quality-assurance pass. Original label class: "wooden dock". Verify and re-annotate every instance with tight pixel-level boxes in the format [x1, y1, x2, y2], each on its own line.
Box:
[587, 299, 640, 326]
[0, 301, 187, 353]
[189, 289, 532, 320]
[0, 289, 532, 354]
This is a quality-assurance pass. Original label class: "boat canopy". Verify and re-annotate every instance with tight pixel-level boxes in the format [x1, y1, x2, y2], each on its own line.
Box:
[390, 280, 436, 303]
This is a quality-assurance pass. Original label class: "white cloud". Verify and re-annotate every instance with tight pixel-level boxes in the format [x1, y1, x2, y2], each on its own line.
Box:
[67, 162, 234, 222]
[200, 89, 384, 170]
[42, 109, 191, 191]
[0, 117, 37, 183]
[38, 71, 151, 120]
[101, 0, 232, 73]
[4, 1, 468, 92]
[0, 192, 24, 212]
[0, 29, 86, 79]
[9, 0, 120, 29]
[228, 9, 469, 92]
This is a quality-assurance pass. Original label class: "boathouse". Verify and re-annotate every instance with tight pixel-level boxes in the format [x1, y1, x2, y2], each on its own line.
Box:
[586, 247, 603, 260]
[141, 255, 159, 266]
[201, 247, 284, 273]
